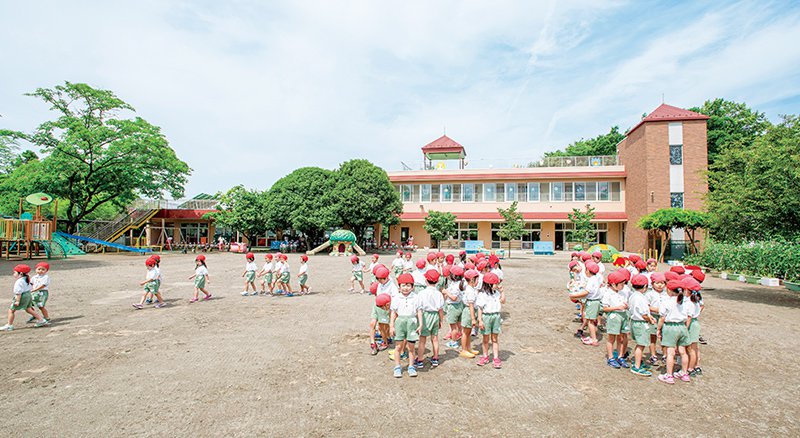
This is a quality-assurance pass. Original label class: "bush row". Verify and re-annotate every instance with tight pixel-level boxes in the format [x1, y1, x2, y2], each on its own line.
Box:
[685, 241, 800, 282]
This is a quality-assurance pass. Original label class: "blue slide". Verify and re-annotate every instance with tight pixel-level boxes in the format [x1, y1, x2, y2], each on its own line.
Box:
[54, 231, 152, 254]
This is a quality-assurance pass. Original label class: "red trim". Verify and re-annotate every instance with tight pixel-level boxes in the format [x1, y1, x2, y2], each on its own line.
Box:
[398, 212, 627, 221]
[389, 170, 626, 182]
[422, 147, 464, 154]
[151, 209, 215, 220]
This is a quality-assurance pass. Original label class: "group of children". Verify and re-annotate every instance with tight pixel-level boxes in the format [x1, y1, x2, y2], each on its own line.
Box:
[566, 251, 705, 384]
[365, 250, 507, 378]
[2, 262, 52, 331]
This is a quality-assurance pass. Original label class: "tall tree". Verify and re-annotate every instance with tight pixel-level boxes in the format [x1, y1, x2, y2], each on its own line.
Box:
[205, 186, 269, 245]
[0, 82, 191, 233]
[690, 98, 771, 166]
[544, 126, 625, 158]
[265, 167, 336, 249]
[567, 204, 597, 250]
[327, 159, 402, 244]
[423, 210, 457, 249]
[497, 201, 525, 258]
[637, 208, 685, 262]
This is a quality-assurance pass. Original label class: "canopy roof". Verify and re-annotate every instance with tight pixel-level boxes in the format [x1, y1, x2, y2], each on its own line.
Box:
[330, 229, 356, 242]
[421, 135, 466, 159]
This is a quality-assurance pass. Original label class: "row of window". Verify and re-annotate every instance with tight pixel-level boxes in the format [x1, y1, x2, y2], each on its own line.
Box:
[396, 182, 622, 203]
[451, 222, 609, 249]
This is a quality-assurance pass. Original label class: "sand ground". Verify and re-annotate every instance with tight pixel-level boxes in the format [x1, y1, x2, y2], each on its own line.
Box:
[0, 251, 799, 437]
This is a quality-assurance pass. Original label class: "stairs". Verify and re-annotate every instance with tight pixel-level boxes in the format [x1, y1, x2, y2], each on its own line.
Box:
[79, 200, 160, 244]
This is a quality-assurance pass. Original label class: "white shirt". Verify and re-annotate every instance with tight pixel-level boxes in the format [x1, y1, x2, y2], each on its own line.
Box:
[417, 286, 444, 312]
[619, 284, 632, 301]
[32, 274, 50, 291]
[245, 261, 257, 272]
[596, 262, 606, 274]
[490, 267, 504, 281]
[154, 266, 162, 282]
[402, 260, 414, 272]
[601, 289, 626, 310]
[411, 270, 427, 288]
[391, 292, 420, 317]
[645, 290, 661, 313]
[627, 266, 638, 277]
[195, 266, 209, 277]
[298, 264, 308, 275]
[391, 258, 404, 270]
[659, 295, 689, 323]
[146, 268, 158, 281]
[445, 282, 463, 304]
[628, 292, 650, 321]
[585, 275, 604, 300]
[13, 277, 31, 295]
[263, 261, 273, 272]
[462, 285, 478, 305]
[352, 261, 363, 273]
[475, 291, 502, 314]
[367, 262, 378, 273]
[272, 262, 282, 273]
[476, 273, 484, 290]
[682, 299, 702, 319]
[378, 280, 399, 299]
[280, 262, 290, 274]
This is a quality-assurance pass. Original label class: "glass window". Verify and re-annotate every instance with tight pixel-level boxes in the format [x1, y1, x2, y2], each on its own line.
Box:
[483, 183, 496, 202]
[586, 182, 597, 201]
[540, 182, 550, 202]
[517, 183, 527, 202]
[457, 222, 479, 245]
[505, 183, 517, 202]
[574, 182, 586, 201]
[431, 184, 440, 202]
[496, 183, 505, 202]
[564, 182, 573, 202]
[528, 183, 540, 202]
[462, 183, 475, 202]
[451, 184, 461, 203]
[401, 184, 413, 202]
[421, 184, 431, 202]
[671, 192, 684, 208]
[441, 184, 452, 202]
[598, 182, 609, 201]
[551, 182, 563, 201]
[611, 182, 621, 201]
[670, 145, 683, 165]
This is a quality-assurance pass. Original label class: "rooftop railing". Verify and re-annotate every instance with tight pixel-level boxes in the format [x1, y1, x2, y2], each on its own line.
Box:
[528, 155, 619, 168]
[132, 199, 219, 210]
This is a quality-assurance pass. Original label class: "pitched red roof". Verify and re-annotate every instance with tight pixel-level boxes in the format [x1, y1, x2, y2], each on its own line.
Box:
[628, 104, 709, 135]
[421, 135, 465, 154]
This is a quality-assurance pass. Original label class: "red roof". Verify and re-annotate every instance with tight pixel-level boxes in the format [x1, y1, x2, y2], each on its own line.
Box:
[399, 212, 627, 221]
[152, 209, 215, 220]
[421, 135, 466, 154]
[629, 104, 709, 135]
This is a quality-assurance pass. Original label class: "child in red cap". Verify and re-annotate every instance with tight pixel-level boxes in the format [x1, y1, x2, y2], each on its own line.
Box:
[134, 259, 166, 309]
[370, 293, 392, 355]
[590, 251, 605, 274]
[2, 265, 48, 331]
[367, 254, 380, 284]
[188, 254, 212, 302]
[241, 253, 258, 296]
[602, 270, 631, 369]
[297, 255, 310, 295]
[349, 255, 366, 294]
[392, 251, 405, 278]
[628, 274, 657, 376]
[646, 272, 666, 365]
[30, 262, 52, 323]
[276, 254, 292, 295]
[443, 266, 466, 348]
[258, 254, 275, 295]
[402, 252, 414, 273]
[414, 269, 445, 369]
[682, 278, 703, 377]
[390, 273, 422, 378]
[412, 259, 427, 292]
[570, 261, 602, 346]
[656, 280, 691, 384]
[459, 269, 481, 358]
[475, 272, 505, 368]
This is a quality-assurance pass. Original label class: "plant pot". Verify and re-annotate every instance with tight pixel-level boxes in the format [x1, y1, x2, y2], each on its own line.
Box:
[719, 272, 728, 280]
[760, 277, 780, 287]
[785, 281, 800, 292]
[744, 275, 759, 284]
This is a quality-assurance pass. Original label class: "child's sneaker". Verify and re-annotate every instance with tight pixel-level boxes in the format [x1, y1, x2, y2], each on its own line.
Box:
[204, 294, 212, 301]
[688, 369, 699, 377]
[492, 358, 502, 369]
[413, 359, 424, 369]
[446, 340, 459, 349]
[648, 356, 659, 366]
[393, 366, 402, 378]
[607, 358, 620, 369]
[34, 319, 50, 327]
[250, 291, 259, 296]
[145, 298, 153, 304]
[658, 374, 675, 384]
[573, 329, 584, 338]
[154, 302, 166, 308]
[459, 350, 476, 358]
[443, 333, 451, 340]
[377, 343, 388, 351]
[132, 303, 143, 309]
[453, 332, 462, 341]
[699, 336, 707, 345]
[0, 324, 13, 331]
[616, 357, 630, 369]
[476, 355, 490, 366]
[400, 351, 408, 360]
[695, 367, 703, 375]
[469, 348, 480, 355]
[430, 357, 439, 368]
[27, 316, 36, 323]
[241, 291, 249, 296]
[190, 298, 198, 303]
[630, 366, 652, 377]
[370, 343, 378, 355]
[407, 365, 418, 377]
[673, 371, 691, 382]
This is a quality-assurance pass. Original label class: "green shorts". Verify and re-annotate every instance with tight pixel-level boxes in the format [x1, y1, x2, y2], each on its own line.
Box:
[245, 271, 256, 282]
[393, 315, 419, 342]
[32, 290, 49, 308]
[414, 285, 425, 293]
[460, 305, 475, 328]
[194, 276, 206, 289]
[298, 274, 308, 286]
[444, 302, 463, 325]
[661, 322, 690, 347]
[371, 306, 390, 324]
[648, 314, 659, 335]
[263, 272, 273, 284]
[606, 311, 630, 335]
[144, 281, 158, 294]
[630, 320, 651, 346]
[687, 318, 700, 344]
[280, 272, 290, 283]
[420, 311, 441, 337]
[584, 299, 601, 320]
[353, 271, 363, 282]
[481, 313, 501, 335]
[437, 278, 446, 290]
[393, 266, 403, 276]
[10, 292, 33, 311]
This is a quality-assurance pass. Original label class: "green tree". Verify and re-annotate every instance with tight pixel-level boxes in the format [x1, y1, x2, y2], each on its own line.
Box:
[0, 82, 191, 233]
[497, 201, 525, 257]
[327, 159, 403, 244]
[265, 167, 336, 249]
[637, 208, 685, 262]
[567, 204, 597, 250]
[205, 186, 269, 245]
[423, 210, 457, 249]
[544, 126, 625, 158]
[706, 115, 800, 242]
[0, 133, 20, 174]
[690, 98, 771, 166]
[681, 209, 711, 255]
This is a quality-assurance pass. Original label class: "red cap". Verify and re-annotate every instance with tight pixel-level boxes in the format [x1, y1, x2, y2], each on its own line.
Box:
[442, 266, 451, 277]
[301, 255, 308, 262]
[628, 254, 642, 263]
[464, 262, 475, 270]
[682, 277, 702, 291]
[195, 254, 206, 262]
[374, 266, 390, 279]
[646, 258, 657, 265]
[372, 254, 379, 259]
[666, 280, 684, 291]
[265, 253, 273, 259]
[445, 254, 455, 263]
[618, 268, 631, 281]
[426, 252, 437, 262]
[685, 265, 701, 272]
[650, 272, 666, 283]
[608, 270, 627, 285]
[14, 264, 31, 274]
[404, 252, 412, 257]
[436, 251, 445, 258]
[580, 253, 592, 262]
[613, 256, 627, 267]
[489, 254, 500, 265]
[691, 270, 705, 283]
[396, 250, 403, 256]
[592, 251, 602, 259]
[351, 255, 359, 263]
[568, 261, 580, 270]
[152, 255, 161, 262]
[246, 252, 254, 259]
[450, 266, 464, 277]
[635, 260, 646, 271]
[459, 250, 466, 256]
[482, 272, 500, 285]
[476, 253, 485, 259]
[631, 274, 649, 287]
[570, 252, 579, 258]
[476, 261, 488, 271]
[416, 259, 427, 269]
[35, 262, 50, 271]
[375, 293, 391, 307]
[670, 265, 686, 275]
[585, 261, 599, 274]
[397, 273, 414, 285]
[464, 269, 480, 280]
[424, 269, 440, 283]
[281, 254, 288, 260]
[145, 258, 156, 267]
[369, 282, 379, 295]
[664, 271, 680, 281]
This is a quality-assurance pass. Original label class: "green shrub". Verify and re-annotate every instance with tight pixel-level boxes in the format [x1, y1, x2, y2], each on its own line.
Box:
[693, 241, 800, 282]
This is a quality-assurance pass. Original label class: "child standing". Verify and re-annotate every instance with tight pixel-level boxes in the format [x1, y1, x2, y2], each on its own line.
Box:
[475, 272, 505, 368]
[628, 274, 657, 376]
[459, 269, 481, 358]
[1, 264, 48, 331]
[241, 253, 258, 296]
[415, 269, 445, 369]
[367, 254, 380, 284]
[30, 262, 51, 323]
[297, 255, 310, 295]
[571, 261, 602, 346]
[682, 277, 703, 377]
[144, 255, 161, 304]
[391, 251, 405, 278]
[443, 266, 465, 349]
[133, 259, 166, 309]
[277, 254, 292, 295]
[402, 252, 414, 273]
[390, 273, 423, 378]
[370, 293, 392, 355]
[591, 251, 605, 274]
[188, 254, 212, 302]
[656, 280, 692, 384]
[602, 270, 630, 369]
[259, 254, 275, 295]
[349, 256, 366, 293]
[646, 272, 665, 365]
[412, 259, 427, 292]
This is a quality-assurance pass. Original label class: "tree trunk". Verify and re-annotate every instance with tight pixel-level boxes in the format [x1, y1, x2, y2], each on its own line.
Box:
[66, 220, 78, 235]
[507, 239, 512, 258]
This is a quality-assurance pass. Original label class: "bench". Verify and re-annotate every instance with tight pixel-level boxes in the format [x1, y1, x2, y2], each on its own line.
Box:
[533, 241, 555, 255]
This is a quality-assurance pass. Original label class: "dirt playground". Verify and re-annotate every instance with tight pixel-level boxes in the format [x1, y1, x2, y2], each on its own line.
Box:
[0, 251, 798, 437]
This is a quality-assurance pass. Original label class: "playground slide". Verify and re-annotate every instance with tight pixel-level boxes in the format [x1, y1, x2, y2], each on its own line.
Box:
[50, 232, 86, 255]
[352, 243, 366, 256]
[54, 231, 152, 254]
[306, 241, 331, 255]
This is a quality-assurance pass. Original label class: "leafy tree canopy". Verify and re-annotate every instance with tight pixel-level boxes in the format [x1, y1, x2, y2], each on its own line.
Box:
[689, 98, 771, 166]
[265, 166, 336, 248]
[205, 185, 268, 244]
[544, 126, 625, 157]
[423, 210, 457, 249]
[567, 204, 597, 249]
[497, 201, 525, 257]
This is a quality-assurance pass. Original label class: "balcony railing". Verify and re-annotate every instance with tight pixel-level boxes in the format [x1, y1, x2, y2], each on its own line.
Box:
[132, 199, 219, 210]
[528, 155, 619, 168]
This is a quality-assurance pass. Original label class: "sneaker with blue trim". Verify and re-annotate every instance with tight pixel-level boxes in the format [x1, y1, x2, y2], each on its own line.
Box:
[393, 366, 402, 378]
[407, 366, 418, 377]
[607, 358, 620, 369]
[616, 357, 630, 368]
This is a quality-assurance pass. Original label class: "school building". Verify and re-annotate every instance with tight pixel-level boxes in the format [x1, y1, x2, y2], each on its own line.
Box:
[386, 103, 709, 256]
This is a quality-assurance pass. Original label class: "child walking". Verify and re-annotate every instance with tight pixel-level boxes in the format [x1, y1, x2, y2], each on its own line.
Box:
[188, 254, 211, 302]
[475, 272, 505, 368]
[259, 254, 275, 295]
[1, 265, 48, 331]
[144, 255, 161, 304]
[415, 269, 445, 370]
[241, 252, 258, 296]
[390, 273, 423, 378]
[370, 293, 392, 355]
[349, 256, 366, 293]
[277, 254, 292, 295]
[391, 251, 405, 278]
[297, 255, 310, 294]
[133, 258, 166, 309]
[29, 262, 52, 323]
[570, 261, 602, 346]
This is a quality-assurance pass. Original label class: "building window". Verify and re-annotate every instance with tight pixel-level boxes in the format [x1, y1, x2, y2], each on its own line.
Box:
[421, 184, 431, 203]
[670, 145, 683, 165]
[457, 222, 478, 246]
[671, 192, 684, 208]
[490, 222, 504, 249]
[585, 182, 597, 201]
[441, 184, 452, 202]
[551, 182, 564, 201]
[574, 182, 586, 201]
[461, 183, 475, 202]
[521, 222, 542, 249]
[540, 182, 550, 202]
[483, 183, 496, 202]
[528, 183, 540, 202]
[611, 182, 621, 201]
[505, 183, 517, 202]
[598, 182, 609, 201]
[564, 182, 573, 202]
[401, 184, 413, 202]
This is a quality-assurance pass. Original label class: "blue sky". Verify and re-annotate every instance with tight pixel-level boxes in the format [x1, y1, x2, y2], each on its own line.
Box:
[1, 0, 799, 196]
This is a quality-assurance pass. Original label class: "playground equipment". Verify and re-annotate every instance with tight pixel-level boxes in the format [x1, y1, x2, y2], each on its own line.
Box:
[306, 229, 366, 256]
[0, 192, 60, 260]
[586, 243, 621, 263]
[54, 232, 152, 254]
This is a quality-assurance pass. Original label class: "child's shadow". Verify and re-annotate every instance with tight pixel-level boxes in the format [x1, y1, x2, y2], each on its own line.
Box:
[47, 315, 83, 325]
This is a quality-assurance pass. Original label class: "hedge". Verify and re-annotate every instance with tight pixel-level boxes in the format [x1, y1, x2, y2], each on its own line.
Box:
[685, 241, 800, 282]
